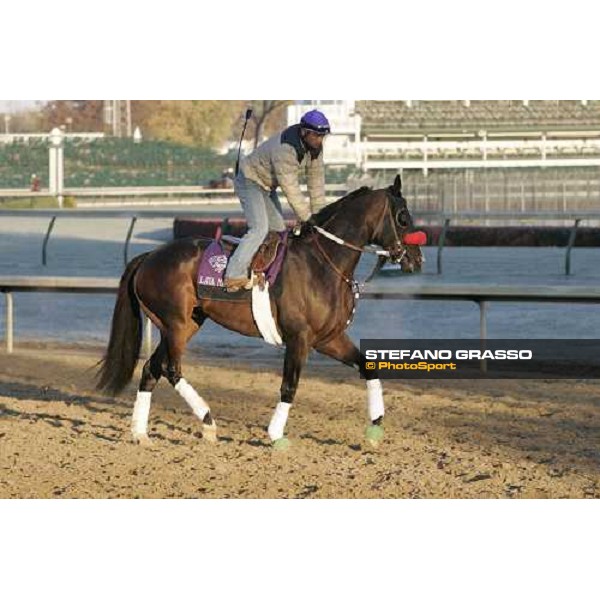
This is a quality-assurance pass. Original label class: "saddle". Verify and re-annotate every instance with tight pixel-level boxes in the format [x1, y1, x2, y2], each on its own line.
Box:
[222, 231, 284, 286]
[197, 230, 289, 301]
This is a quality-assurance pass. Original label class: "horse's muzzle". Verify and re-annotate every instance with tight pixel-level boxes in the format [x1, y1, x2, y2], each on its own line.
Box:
[388, 242, 407, 264]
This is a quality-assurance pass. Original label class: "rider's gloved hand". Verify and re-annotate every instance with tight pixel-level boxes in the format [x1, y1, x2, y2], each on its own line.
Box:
[292, 216, 318, 237]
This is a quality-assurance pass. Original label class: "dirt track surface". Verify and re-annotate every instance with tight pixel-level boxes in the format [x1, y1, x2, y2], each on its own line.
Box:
[1, 345, 599, 499]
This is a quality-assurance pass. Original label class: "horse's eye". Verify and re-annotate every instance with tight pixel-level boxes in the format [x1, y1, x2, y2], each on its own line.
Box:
[396, 210, 408, 227]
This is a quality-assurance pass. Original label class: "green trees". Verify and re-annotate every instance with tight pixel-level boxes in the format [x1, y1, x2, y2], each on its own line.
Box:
[142, 101, 243, 148]
[246, 101, 291, 148]
[139, 100, 291, 149]
[11, 101, 293, 150]
[41, 101, 104, 132]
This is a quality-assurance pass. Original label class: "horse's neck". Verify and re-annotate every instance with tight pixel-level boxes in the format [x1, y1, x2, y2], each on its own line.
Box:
[316, 195, 380, 277]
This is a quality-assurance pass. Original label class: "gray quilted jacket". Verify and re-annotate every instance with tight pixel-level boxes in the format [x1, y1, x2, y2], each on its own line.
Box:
[239, 124, 326, 221]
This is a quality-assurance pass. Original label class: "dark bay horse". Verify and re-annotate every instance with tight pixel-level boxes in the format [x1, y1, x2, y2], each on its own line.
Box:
[96, 175, 423, 447]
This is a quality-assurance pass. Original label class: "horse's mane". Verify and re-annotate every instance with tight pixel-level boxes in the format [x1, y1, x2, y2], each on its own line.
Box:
[312, 186, 373, 226]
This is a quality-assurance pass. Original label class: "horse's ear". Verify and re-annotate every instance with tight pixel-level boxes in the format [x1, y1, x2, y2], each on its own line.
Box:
[393, 174, 402, 194]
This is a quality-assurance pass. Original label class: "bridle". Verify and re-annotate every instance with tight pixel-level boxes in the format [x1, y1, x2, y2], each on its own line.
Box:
[310, 190, 410, 289]
[312, 189, 408, 260]
[368, 190, 410, 263]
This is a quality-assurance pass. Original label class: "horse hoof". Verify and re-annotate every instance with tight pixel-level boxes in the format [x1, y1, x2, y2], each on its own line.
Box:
[272, 437, 291, 452]
[203, 422, 218, 443]
[365, 425, 384, 447]
[132, 433, 153, 447]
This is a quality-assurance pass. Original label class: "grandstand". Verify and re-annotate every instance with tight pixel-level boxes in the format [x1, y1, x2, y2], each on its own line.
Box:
[288, 100, 600, 214]
[355, 100, 600, 173]
[289, 100, 600, 168]
[356, 100, 600, 133]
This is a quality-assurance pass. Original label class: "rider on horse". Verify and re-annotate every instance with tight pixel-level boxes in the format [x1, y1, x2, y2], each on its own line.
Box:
[223, 109, 331, 292]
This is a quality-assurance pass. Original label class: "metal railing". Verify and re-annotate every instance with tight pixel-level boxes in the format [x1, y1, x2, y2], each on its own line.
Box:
[0, 132, 105, 143]
[2, 276, 600, 359]
[2, 208, 599, 271]
[0, 183, 348, 201]
[414, 212, 600, 275]
[0, 276, 152, 356]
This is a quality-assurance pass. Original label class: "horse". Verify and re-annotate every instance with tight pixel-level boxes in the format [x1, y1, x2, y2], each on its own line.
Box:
[96, 175, 423, 448]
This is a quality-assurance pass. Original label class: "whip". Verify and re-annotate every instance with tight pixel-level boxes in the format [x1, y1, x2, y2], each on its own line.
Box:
[235, 108, 253, 176]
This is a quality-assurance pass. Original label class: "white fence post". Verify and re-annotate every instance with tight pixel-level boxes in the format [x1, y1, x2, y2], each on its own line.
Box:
[49, 128, 64, 208]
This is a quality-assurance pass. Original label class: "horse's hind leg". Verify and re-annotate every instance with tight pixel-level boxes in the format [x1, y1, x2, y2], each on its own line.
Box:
[164, 317, 218, 442]
[315, 333, 385, 445]
[131, 338, 168, 445]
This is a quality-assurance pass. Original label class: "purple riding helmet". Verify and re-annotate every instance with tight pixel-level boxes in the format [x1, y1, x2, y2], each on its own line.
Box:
[300, 109, 331, 135]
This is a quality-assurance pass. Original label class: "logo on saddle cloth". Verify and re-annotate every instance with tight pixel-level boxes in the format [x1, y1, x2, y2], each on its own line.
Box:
[197, 231, 289, 292]
[198, 241, 229, 287]
[208, 254, 227, 274]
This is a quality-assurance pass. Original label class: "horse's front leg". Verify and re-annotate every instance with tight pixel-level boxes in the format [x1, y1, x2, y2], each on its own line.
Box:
[315, 333, 385, 446]
[268, 331, 309, 448]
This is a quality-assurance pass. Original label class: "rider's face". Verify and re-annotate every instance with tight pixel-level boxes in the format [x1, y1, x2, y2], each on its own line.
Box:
[301, 129, 327, 154]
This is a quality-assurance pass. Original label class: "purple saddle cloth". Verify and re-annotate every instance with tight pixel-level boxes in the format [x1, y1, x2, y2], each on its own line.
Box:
[197, 231, 288, 290]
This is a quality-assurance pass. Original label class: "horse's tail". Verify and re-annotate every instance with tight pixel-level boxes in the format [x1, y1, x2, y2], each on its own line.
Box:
[96, 252, 149, 396]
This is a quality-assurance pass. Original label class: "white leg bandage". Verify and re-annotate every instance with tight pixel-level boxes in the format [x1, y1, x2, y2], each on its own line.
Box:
[366, 379, 384, 422]
[131, 391, 152, 435]
[175, 378, 210, 421]
[268, 402, 291, 441]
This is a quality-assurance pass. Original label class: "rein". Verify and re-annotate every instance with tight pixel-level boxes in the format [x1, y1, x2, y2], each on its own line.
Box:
[311, 193, 407, 277]
[313, 225, 390, 256]
[313, 235, 359, 288]
[312, 235, 361, 327]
